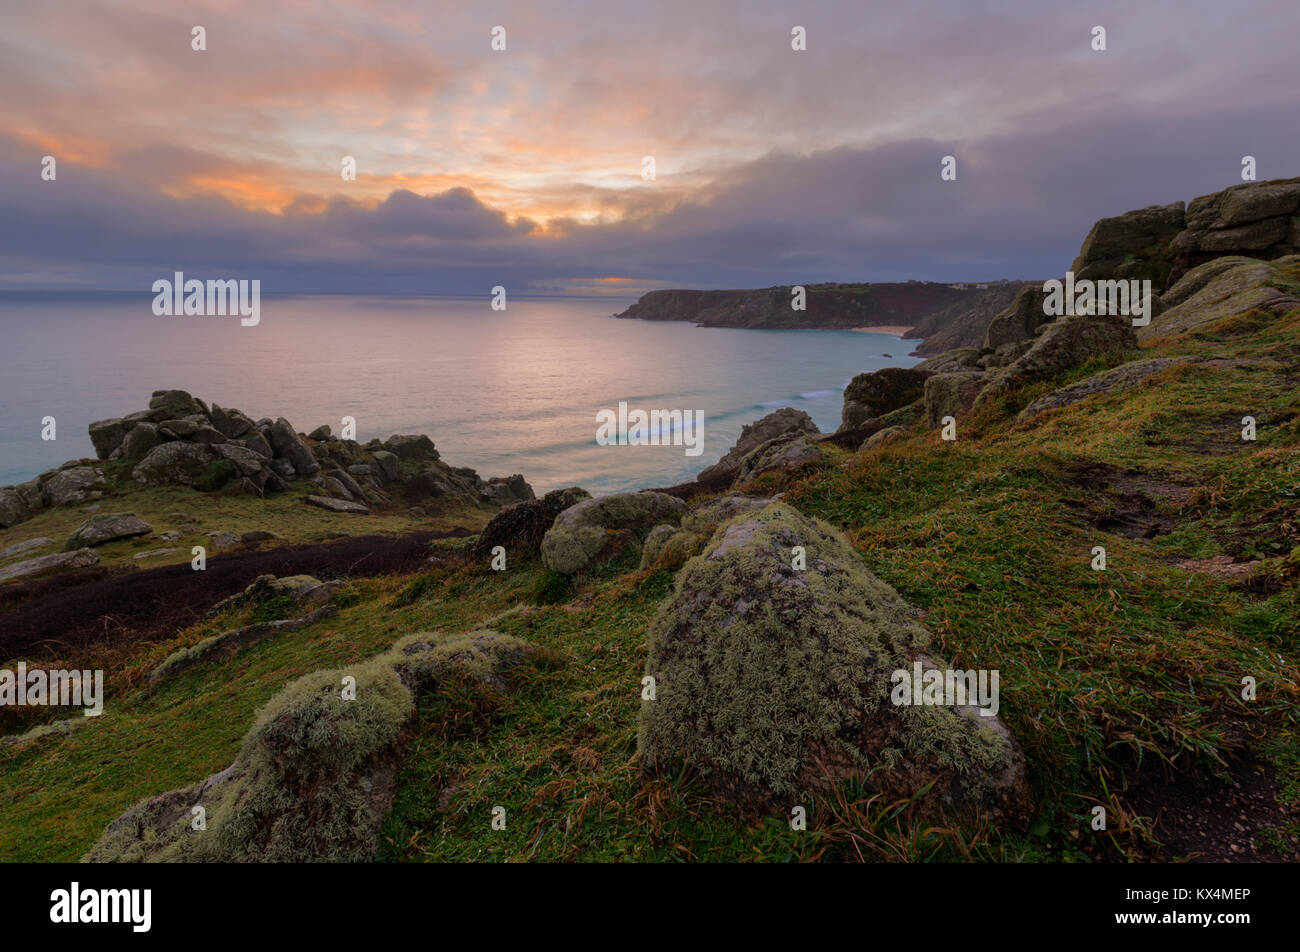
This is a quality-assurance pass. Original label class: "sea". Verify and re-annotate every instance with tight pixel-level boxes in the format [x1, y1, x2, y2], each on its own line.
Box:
[0, 292, 921, 495]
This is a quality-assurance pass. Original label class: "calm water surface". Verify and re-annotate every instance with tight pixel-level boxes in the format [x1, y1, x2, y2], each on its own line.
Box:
[0, 293, 920, 494]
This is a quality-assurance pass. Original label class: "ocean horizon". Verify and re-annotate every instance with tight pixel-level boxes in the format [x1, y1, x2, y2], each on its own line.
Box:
[0, 293, 920, 494]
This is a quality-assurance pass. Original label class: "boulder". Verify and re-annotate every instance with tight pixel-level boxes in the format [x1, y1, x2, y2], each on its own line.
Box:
[132, 442, 219, 487]
[371, 451, 399, 482]
[120, 422, 160, 459]
[157, 418, 201, 439]
[699, 408, 820, 482]
[304, 495, 370, 514]
[924, 372, 985, 427]
[267, 418, 320, 476]
[147, 389, 207, 422]
[308, 424, 332, 441]
[0, 547, 99, 582]
[471, 487, 591, 562]
[65, 512, 153, 549]
[42, 466, 104, 506]
[86, 629, 545, 862]
[385, 434, 439, 462]
[541, 491, 687, 574]
[483, 474, 535, 506]
[838, 368, 931, 432]
[88, 418, 127, 459]
[209, 404, 254, 439]
[0, 482, 44, 528]
[638, 494, 772, 570]
[977, 313, 1138, 404]
[735, 434, 822, 481]
[637, 501, 1032, 821]
[0, 537, 54, 561]
[1018, 357, 1196, 419]
[1068, 201, 1185, 288]
[860, 426, 904, 450]
[1139, 256, 1300, 341]
[214, 442, 269, 477]
[982, 286, 1051, 350]
[238, 430, 274, 459]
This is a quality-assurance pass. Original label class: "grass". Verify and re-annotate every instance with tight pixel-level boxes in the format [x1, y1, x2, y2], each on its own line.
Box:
[2, 293, 1298, 863]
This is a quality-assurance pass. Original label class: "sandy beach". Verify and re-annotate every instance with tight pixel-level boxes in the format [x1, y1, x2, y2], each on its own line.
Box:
[850, 325, 918, 336]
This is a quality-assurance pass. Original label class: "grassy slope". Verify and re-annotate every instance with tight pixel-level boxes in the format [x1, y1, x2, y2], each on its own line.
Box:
[0, 480, 482, 572]
[3, 275, 1299, 863]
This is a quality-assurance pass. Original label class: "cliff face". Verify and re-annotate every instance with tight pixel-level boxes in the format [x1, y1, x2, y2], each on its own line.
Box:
[905, 282, 1037, 355]
[614, 282, 972, 331]
[1070, 176, 1300, 291]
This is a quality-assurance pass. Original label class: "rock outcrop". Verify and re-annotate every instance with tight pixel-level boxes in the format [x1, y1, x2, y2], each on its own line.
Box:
[0, 389, 534, 531]
[470, 487, 592, 562]
[1018, 357, 1195, 419]
[977, 312, 1138, 405]
[541, 491, 687, 574]
[839, 368, 932, 432]
[1069, 177, 1300, 292]
[614, 282, 969, 331]
[637, 501, 1032, 821]
[698, 409, 819, 483]
[1138, 255, 1300, 341]
[638, 493, 771, 570]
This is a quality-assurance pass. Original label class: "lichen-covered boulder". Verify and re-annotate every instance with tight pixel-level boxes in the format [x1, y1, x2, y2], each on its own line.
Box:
[88, 418, 128, 459]
[483, 474, 535, 506]
[859, 426, 904, 450]
[1018, 357, 1195, 419]
[638, 494, 771, 570]
[384, 434, 439, 462]
[472, 486, 591, 562]
[64, 512, 152, 549]
[1068, 201, 1185, 288]
[541, 491, 687, 574]
[120, 422, 160, 460]
[981, 286, 1051, 351]
[638, 502, 1032, 822]
[924, 372, 985, 427]
[147, 389, 207, 422]
[1138, 255, 1300, 341]
[977, 313, 1138, 405]
[267, 418, 320, 477]
[132, 441, 219, 487]
[699, 408, 819, 483]
[735, 434, 822, 481]
[86, 629, 547, 862]
[40, 466, 104, 507]
[838, 368, 931, 432]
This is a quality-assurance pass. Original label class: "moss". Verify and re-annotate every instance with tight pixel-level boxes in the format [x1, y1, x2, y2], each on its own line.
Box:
[540, 492, 686, 574]
[194, 458, 238, 492]
[86, 628, 549, 862]
[529, 569, 574, 604]
[638, 502, 1025, 817]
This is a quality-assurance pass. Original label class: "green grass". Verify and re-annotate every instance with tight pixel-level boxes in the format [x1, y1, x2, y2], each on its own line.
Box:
[2, 297, 1299, 862]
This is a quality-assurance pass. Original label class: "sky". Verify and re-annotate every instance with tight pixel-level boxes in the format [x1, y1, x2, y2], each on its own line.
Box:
[1, 0, 1297, 295]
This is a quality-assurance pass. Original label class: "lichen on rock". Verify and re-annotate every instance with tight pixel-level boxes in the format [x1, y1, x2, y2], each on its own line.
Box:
[638, 501, 1031, 822]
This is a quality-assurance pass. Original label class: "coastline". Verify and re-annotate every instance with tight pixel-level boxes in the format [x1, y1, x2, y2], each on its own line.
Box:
[849, 325, 917, 336]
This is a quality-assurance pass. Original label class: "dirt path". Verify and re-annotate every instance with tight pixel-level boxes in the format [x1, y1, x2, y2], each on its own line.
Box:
[0, 528, 473, 659]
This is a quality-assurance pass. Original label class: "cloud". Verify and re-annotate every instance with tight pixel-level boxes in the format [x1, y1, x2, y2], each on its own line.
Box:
[1, 1, 1298, 292]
